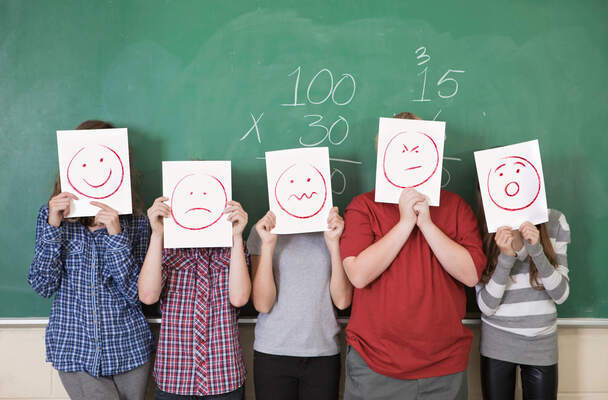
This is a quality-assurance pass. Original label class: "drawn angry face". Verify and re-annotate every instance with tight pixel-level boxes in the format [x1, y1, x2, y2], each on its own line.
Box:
[66, 145, 125, 199]
[170, 173, 227, 230]
[275, 163, 327, 219]
[487, 156, 541, 211]
[382, 131, 439, 188]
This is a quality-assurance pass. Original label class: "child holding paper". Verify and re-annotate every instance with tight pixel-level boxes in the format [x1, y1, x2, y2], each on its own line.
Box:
[476, 193, 570, 399]
[247, 206, 352, 400]
[28, 120, 154, 400]
[340, 112, 486, 400]
[138, 196, 251, 400]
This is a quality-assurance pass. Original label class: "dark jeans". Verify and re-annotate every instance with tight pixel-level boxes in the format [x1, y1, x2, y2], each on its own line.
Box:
[154, 386, 243, 400]
[254, 350, 341, 400]
[481, 355, 558, 400]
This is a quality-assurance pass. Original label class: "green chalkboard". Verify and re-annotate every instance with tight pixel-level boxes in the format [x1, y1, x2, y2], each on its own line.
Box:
[1, 0, 607, 318]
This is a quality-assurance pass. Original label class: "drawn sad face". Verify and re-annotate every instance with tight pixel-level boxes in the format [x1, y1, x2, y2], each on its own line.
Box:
[66, 145, 125, 199]
[382, 131, 439, 188]
[171, 173, 228, 230]
[275, 164, 327, 219]
[487, 156, 541, 211]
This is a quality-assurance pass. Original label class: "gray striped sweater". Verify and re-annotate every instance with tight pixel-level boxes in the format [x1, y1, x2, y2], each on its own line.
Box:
[475, 209, 570, 365]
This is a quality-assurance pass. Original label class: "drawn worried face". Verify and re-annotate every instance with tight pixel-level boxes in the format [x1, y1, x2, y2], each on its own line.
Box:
[170, 173, 228, 230]
[275, 163, 327, 219]
[487, 156, 541, 211]
[66, 145, 125, 199]
[382, 131, 439, 188]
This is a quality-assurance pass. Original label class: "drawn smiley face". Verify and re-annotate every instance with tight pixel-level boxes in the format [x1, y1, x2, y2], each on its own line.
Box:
[66, 145, 125, 199]
[275, 163, 327, 219]
[382, 131, 439, 188]
[487, 156, 541, 211]
[170, 173, 227, 230]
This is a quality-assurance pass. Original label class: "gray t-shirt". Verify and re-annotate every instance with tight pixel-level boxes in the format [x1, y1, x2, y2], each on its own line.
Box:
[247, 228, 340, 357]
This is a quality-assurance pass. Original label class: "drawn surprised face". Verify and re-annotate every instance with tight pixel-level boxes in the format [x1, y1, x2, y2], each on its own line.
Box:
[275, 163, 327, 219]
[382, 131, 439, 188]
[170, 173, 228, 230]
[487, 156, 541, 211]
[66, 145, 125, 199]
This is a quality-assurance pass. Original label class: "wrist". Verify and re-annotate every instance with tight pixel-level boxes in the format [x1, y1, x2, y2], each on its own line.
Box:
[151, 230, 164, 240]
[396, 218, 416, 232]
[325, 239, 340, 253]
[48, 216, 61, 227]
[417, 218, 434, 232]
[261, 241, 276, 252]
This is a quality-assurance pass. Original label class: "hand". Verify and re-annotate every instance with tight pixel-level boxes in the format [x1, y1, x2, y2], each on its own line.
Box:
[495, 226, 516, 257]
[48, 192, 78, 226]
[398, 189, 426, 226]
[225, 201, 248, 237]
[324, 207, 344, 247]
[519, 222, 540, 245]
[90, 201, 122, 235]
[255, 211, 278, 247]
[412, 198, 432, 229]
[147, 196, 170, 235]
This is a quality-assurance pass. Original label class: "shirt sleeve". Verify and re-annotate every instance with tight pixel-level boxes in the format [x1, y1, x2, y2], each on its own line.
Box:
[476, 253, 516, 316]
[527, 212, 570, 304]
[456, 197, 487, 280]
[102, 214, 151, 306]
[340, 196, 375, 261]
[28, 205, 64, 298]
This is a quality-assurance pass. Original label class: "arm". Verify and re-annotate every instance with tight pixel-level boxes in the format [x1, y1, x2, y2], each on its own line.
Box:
[28, 205, 66, 298]
[250, 212, 278, 313]
[414, 198, 483, 287]
[91, 201, 148, 306]
[476, 227, 517, 315]
[343, 189, 423, 289]
[226, 201, 251, 307]
[138, 197, 168, 305]
[325, 207, 352, 310]
[521, 221, 570, 304]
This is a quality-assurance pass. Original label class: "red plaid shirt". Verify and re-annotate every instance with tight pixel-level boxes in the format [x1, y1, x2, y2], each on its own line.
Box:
[153, 247, 248, 396]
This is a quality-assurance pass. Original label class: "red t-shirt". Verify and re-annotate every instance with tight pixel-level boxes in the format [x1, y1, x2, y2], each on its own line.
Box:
[340, 190, 486, 380]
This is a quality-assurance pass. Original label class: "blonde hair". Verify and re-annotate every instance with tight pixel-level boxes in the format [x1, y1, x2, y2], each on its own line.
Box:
[376, 111, 423, 148]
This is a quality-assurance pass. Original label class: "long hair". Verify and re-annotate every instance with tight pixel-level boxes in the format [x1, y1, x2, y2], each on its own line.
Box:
[475, 186, 558, 290]
[50, 120, 144, 225]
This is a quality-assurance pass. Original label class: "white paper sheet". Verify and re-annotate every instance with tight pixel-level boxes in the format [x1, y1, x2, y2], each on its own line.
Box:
[474, 140, 548, 233]
[162, 161, 232, 248]
[374, 117, 445, 206]
[265, 147, 333, 234]
[57, 128, 132, 217]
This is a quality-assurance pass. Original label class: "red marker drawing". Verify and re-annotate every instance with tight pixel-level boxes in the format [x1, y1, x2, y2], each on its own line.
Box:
[275, 163, 327, 219]
[382, 131, 439, 188]
[66, 145, 125, 199]
[487, 156, 541, 211]
[170, 173, 227, 230]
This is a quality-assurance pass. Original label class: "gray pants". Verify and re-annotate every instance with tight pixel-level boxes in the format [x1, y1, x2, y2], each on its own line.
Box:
[58, 360, 151, 400]
[344, 346, 467, 400]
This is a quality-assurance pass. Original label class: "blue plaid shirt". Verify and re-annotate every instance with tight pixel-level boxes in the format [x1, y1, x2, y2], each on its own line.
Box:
[28, 205, 154, 377]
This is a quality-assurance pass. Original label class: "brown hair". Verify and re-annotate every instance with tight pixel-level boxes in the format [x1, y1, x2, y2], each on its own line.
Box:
[475, 186, 558, 289]
[393, 111, 422, 120]
[51, 120, 143, 225]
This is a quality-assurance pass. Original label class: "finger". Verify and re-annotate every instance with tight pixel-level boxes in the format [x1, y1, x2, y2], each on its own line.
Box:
[90, 202, 117, 214]
[156, 196, 169, 203]
[223, 205, 242, 214]
[59, 192, 79, 201]
[227, 200, 241, 208]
